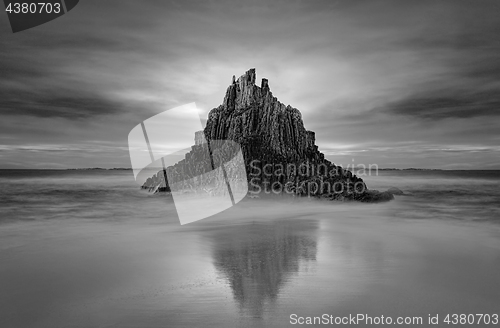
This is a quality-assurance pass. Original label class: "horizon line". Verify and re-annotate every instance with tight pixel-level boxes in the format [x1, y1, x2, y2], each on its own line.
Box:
[1, 167, 500, 171]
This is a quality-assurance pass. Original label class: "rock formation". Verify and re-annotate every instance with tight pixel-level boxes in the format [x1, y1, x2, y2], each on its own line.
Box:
[142, 68, 392, 202]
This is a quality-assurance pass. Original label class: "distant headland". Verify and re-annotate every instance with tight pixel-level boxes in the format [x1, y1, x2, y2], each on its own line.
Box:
[66, 168, 132, 171]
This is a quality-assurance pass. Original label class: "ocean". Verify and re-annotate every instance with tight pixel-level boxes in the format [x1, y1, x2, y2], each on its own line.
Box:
[1, 169, 499, 327]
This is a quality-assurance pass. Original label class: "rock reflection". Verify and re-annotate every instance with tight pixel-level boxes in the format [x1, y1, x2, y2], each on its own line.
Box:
[211, 220, 318, 317]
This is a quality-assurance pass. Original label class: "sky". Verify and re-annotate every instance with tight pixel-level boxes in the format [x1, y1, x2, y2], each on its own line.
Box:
[1, 0, 499, 169]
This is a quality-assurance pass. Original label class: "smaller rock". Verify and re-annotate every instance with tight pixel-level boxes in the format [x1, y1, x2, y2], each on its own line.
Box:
[360, 190, 394, 202]
[387, 187, 404, 195]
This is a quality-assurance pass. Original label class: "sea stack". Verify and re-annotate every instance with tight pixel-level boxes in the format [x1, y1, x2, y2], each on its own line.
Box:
[143, 69, 392, 202]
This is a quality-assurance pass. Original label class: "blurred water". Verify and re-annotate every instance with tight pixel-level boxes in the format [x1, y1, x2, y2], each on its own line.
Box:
[0, 170, 499, 328]
[0, 169, 173, 223]
[362, 170, 500, 224]
[1, 169, 499, 224]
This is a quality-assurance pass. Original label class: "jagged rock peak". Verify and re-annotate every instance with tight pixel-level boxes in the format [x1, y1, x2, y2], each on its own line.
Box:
[233, 68, 255, 85]
[223, 68, 273, 111]
[233, 68, 269, 91]
[207, 68, 308, 157]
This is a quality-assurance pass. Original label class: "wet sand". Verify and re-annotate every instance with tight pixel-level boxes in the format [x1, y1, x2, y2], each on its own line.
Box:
[1, 198, 500, 327]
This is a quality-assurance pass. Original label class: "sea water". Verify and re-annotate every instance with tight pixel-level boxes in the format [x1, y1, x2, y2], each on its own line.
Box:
[0, 169, 499, 327]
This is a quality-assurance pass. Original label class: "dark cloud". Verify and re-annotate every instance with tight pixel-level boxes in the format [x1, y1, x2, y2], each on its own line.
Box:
[0, 91, 123, 119]
[0, 61, 47, 80]
[379, 89, 500, 120]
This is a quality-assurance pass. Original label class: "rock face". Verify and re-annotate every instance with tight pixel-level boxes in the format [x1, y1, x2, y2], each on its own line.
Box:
[142, 68, 387, 202]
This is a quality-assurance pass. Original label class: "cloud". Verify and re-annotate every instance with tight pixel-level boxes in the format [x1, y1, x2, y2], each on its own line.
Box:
[378, 89, 500, 120]
[0, 0, 499, 168]
[0, 91, 124, 119]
